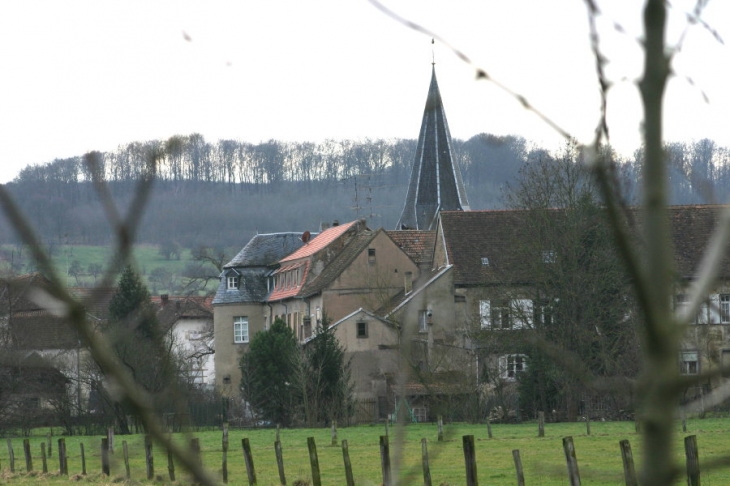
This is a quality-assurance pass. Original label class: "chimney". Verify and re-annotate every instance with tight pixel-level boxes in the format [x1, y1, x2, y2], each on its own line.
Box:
[332, 220, 339, 227]
[161, 294, 169, 305]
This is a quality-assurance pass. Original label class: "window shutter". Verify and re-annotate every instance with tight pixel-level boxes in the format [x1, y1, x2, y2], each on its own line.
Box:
[513, 299, 533, 329]
[480, 300, 491, 329]
[709, 294, 721, 324]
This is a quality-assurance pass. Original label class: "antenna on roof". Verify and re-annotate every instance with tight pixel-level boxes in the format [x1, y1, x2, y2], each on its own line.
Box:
[431, 38, 435, 66]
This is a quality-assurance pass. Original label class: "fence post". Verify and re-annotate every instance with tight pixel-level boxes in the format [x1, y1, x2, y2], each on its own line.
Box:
[7, 439, 14, 473]
[46, 432, 52, 458]
[58, 438, 67, 476]
[80, 443, 86, 475]
[562, 436, 581, 486]
[275, 439, 286, 486]
[222, 431, 229, 484]
[486, 419, 493, 439]
[380, 435, 392, 486]
[585, 416, 591, 436]
[123, 441, 131, 479]
[107, 427, 114, 454]
[40, 442, 48, 474]
[341, 439, 354, 486]
[463, 435, 479, 486]
[512, 449, 525, 486]
[276, 424, 281, 443]
[538, 411, 545, 437]
[144, 435, 154, 480]
[242, 438, 257, 486]
[437, 416, 444, 442]
[685, 435, 700, 486]
[307, 437, 322, 486]
[191, 438, 202, 467]
[619, 439, 637, 486]
[421, 438, 432, 486]
[23, 439, 32, 472]
[167, 446, 175, 482]
[331, 420, 338, 446]
[101, 438, 110, 476]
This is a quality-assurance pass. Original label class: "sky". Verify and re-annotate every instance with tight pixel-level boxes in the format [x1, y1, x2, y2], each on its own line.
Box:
[1, 1, 729, 183]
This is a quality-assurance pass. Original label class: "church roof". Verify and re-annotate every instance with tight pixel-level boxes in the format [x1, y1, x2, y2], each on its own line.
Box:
[396, 66, 469, 230]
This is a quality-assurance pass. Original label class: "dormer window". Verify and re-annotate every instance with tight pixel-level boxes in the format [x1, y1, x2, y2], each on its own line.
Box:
[481, 257, 489, 266]
[227, 275, 239, 290]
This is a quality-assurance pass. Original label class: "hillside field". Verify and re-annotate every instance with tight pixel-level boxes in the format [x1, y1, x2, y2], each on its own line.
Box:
[4, 419, 730, 485]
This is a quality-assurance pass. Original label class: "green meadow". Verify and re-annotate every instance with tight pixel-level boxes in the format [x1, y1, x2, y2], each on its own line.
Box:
[4, 419, 730, 485]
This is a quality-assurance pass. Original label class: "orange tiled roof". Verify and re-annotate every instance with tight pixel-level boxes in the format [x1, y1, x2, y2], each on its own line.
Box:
[385, 230, 436, 265]
[280, 221, 357, 262]
[267, 261, 311, 301]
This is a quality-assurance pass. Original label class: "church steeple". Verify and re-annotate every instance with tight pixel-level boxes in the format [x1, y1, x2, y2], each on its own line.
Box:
[396, 66, 469, 230]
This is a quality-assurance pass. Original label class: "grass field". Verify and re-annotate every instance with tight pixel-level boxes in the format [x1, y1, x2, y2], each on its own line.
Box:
[3, 419, 730, 485]
[0, 244, 222, 295]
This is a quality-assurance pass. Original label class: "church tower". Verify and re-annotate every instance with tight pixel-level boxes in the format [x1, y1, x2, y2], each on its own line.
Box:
[396, 66, 469, 230]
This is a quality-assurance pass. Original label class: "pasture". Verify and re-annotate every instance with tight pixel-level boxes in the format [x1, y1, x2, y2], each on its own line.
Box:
[3, 419, 730, 485]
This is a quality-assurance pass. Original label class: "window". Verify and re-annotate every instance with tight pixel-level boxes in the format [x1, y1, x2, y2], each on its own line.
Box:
[368, 248, 376, 264]
[481, 257, 489, 266]
[542, 250, 556, 263]
[233, 316, 249, 343]
[680, 351, 699, 375]
[499, 354, 527, 380]
[227, 275, 239, 290]
[480, 299, 533, 330]
[722, 295, 730, 323]
[412, 407, 428, 423]
[418, 310, 428, 333]
[356, 321, 368, 338]
[454, 295, 466, 303]
[534, 299, 555, 327]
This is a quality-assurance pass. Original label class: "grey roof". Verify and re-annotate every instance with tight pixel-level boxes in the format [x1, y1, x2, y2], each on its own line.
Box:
[212, 267, 272, 305]
[224, 232, 309, 268]
[396, 66, 469, 231]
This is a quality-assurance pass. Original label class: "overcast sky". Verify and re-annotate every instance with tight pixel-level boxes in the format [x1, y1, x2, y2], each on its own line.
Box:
[0, 1, 728, 183]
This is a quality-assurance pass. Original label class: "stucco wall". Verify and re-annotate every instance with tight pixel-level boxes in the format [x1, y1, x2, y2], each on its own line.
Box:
[214, 303, 266, 397]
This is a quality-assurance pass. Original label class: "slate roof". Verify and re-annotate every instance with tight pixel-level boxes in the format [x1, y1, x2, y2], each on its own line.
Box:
[439, 205, 730, 286]
[224, 232, 309, 268]
[152, 295, 213, 332]
[385, 230, 436, 266]
[396, 66, 469, 231]
[214, 232, 309, 305]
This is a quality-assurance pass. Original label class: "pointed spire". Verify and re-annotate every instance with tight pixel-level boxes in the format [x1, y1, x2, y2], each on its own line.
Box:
[396, 66, 469, 230]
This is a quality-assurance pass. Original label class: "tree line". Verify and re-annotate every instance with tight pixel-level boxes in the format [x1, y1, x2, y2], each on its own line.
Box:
[3, 134, 730, 252]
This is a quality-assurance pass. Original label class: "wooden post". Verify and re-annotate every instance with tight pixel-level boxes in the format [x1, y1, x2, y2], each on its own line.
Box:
[486, 419, 493, 439]
[307, 437, 321, 486]
[144, 435, 154, 480]
[167, 447, 175, 482]
[123, 441, 131, 479]
[538, 411, 545, 437]
[463, 435, 478, 486]
[437, 416, 444, 441]
[685, 435, 700, 486]
[222, 436, 229, 484]
[222, 422, 229, 451]
[379, 435, 391, 486]
[23, 439, 32, 472]
[562, 436, 581, 486]
[512, 449, 525, 486]
[7, 439, 14, 473]
[80, 443, 86, 475]
[40, 442, 48, 474]
[634, 419, 641, 433]
[275, 439, 286, 486]
[341, 439, 354, 486]
[191, 438, 202, 466]
[276, 424, 281, 443]
[242, 438, 257, 486]
[619, 439, 637, 486]
[101, 438, 110, 476]
[46, 432, 52, 458]
[682, 412, 688, 433]
[585, 417, 591, 436]
[107, 427, 114, 454]
[331, 420, 338, 446]
[421, 438, 432, 486]
[384, 420, 389, 437]
[58, 438, 67, 476]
